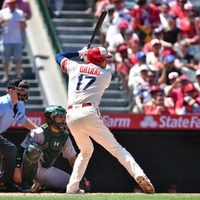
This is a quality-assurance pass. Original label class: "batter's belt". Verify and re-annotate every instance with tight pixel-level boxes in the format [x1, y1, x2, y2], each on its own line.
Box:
[68, 103, 92, 110]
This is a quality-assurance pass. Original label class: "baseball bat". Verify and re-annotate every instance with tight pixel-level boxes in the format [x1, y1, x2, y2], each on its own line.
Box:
[87, 9, 108, 49]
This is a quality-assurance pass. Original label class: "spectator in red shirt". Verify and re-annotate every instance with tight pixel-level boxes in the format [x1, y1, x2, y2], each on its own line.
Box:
[116, 44, 133, 96]
[145, 92, 176, 114]
[165, 73, 190, 111]
[175, 82, 199, 114]
[177, 4, 199, 40]
[144, 85, 161, 113]
[170, 0, 188, 19]
[129, 0, 161, 44]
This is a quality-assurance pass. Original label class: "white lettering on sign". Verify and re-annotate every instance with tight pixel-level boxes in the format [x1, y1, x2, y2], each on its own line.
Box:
[102, 115, 131, 128]
[159, 116, 200, 128]
[140, 116, 158, 128]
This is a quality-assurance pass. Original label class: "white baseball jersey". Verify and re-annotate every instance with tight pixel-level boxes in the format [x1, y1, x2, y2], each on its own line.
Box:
[60, 58, 112, 107]
[57, 53, 154, 194]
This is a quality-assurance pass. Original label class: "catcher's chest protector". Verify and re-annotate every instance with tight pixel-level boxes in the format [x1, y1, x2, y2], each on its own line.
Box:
[40, 124, 69, 168]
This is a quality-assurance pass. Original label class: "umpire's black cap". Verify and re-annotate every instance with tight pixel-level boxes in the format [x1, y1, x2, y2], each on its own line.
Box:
[7, 78, 22, 90]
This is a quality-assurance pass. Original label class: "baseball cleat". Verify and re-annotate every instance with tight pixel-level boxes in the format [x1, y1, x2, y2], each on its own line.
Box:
[31, 181, 42, 193]
[67, 188, 85, 194]
[135, 175, 155, 194]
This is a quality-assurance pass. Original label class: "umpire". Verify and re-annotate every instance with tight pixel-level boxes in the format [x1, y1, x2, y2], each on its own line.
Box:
[0, 78, 38, 192]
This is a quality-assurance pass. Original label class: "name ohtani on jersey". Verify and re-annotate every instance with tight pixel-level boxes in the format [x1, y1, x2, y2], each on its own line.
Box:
[80, 66, 101, 76]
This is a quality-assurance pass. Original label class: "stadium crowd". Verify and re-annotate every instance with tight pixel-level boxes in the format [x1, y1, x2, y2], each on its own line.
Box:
[93, 0, 200, 115]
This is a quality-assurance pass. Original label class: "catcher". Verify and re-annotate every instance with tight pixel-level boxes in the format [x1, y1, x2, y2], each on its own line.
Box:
[13, 105, 90, 192]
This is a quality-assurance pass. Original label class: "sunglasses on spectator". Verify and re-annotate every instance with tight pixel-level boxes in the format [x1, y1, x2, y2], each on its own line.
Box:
[151, 91, 159, 95]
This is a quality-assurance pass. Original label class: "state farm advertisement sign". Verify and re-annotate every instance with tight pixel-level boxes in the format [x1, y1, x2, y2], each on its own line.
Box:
[11, 113, 200, 130]
[102, 114, 200, 130]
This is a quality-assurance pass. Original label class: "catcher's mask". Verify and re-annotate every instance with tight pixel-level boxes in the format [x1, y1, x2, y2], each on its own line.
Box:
[7, 78, 30, 102]
[87, 46, 112, 65]
[44, 105, 67, 132]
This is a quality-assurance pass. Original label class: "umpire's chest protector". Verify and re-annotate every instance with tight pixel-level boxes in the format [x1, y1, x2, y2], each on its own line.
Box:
[40, 124, 69, 168]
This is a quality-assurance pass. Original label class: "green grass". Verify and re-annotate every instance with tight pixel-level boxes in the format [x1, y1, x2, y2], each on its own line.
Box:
[0, 193, 200, 200]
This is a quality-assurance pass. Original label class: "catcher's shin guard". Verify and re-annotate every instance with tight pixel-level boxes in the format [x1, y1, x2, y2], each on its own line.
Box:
[22, 142, 42, 186]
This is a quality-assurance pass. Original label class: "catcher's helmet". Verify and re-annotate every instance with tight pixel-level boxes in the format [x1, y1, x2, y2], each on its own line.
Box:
[7, 78, 30, 102]
[44, 105, 67, 132]
[87, 46, 112, 65]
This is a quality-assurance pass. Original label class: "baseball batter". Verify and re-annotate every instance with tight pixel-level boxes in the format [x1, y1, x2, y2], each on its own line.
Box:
[55, 46, 155, 194]
[13, 105, 77, 192]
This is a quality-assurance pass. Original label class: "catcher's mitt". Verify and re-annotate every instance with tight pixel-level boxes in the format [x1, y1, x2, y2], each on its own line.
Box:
[79, 177, 91, 193]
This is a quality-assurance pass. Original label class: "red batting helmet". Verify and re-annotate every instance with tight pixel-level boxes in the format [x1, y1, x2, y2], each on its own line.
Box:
[87, 46, 112, 65]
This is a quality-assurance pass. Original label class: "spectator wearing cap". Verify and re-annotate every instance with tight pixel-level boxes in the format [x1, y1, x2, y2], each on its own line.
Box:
[107, 20, 130, 53]
[127, 36, 141, 64]
[143, 26, 173, 54]
[178, 96, 200, 114]
[174, 39, 198, 82]
[183, 83, 199, 98]
[132, 66, 160, 113]
[0, 78, 38, 192]
[105, 0, 131, 44]
[132, 65, 150, 113]
[129, 0, 161, 45]
[146, 38, 163, 70]
[165, 73, 189, 110]
[128, 57, 150, 87]
[116, 44, 134, 96]
[0, 0, 26, 82]
[145, 83, 174, 111]
[175, 82, 199, 114]
[158, 54, 182, 88]
[145, 92, 176, 114]
[128, 52, 146, 88]
[135, 64, 149, 87]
